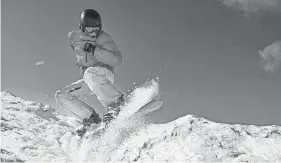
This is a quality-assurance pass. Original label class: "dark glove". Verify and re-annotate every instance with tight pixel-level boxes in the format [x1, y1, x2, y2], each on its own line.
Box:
[83, 42, 96, 53]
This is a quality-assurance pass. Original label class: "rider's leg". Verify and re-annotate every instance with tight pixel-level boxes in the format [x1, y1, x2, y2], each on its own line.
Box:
[55, 79, 101, 123]
[83, 67, 125, 123]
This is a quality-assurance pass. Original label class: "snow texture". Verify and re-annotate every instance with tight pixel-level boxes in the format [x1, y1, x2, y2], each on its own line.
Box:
[1, 85, 281, 162]
[35, 61, 44, 67]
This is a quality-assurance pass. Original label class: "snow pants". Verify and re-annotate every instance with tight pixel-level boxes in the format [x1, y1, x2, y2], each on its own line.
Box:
[55, 66, 122, 120]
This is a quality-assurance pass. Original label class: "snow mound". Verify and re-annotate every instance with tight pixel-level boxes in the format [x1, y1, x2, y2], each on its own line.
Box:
[1, 91, 73, 162]
[1, 90, 281, 162]
[110, 115, 281, 162]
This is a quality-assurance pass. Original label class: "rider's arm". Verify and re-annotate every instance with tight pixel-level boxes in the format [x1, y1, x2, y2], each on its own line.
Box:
[94, 32, 122, 67]
[68, 31, 84, 54]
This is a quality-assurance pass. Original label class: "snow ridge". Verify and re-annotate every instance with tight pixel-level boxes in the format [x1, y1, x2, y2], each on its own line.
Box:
[1, 91, 73, 162]
[1, 91, 281, 162]
[111, 115, 281, 162]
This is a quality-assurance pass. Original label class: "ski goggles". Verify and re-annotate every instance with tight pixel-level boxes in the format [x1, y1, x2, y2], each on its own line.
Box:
[85, 26, 101, 35]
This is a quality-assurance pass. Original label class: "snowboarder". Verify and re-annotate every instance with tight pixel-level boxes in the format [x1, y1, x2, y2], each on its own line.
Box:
[55, 9, 124, 137]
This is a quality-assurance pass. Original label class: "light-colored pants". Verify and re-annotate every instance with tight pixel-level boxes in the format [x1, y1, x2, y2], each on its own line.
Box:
[55, 67, 122, 120]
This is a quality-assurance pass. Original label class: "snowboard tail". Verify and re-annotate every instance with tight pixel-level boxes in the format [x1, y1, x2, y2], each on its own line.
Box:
[84, 100, 163, 138]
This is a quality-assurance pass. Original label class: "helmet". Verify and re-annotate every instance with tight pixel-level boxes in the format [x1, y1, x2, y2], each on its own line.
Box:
[80, 9, 102, 31]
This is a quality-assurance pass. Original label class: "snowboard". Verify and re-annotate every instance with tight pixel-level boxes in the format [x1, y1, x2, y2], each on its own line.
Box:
[84, 99, 163, 138]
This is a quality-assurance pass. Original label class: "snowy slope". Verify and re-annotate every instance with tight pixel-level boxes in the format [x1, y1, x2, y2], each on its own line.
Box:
[110, 115, 281, 162]
[1, 91, 75, 162]
[1, 91, 281, 162]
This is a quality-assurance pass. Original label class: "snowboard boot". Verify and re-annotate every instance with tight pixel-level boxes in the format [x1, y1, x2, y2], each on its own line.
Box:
[76, 112, 102, 137]
[103, 94, 125, 126]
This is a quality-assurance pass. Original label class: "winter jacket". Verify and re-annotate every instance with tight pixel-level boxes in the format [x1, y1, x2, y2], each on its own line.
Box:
[68, 30, 122, 74]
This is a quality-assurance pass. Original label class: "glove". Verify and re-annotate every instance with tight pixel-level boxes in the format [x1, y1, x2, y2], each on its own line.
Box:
[82, 42, 96, 53]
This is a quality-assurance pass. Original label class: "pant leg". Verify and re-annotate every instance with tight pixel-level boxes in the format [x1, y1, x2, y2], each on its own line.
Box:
[83, 67, 123, 108]
[55, 79, 101, 121]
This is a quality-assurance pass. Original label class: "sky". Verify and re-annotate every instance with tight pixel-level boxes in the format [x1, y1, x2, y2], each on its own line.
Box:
[2, 0, 281, 126]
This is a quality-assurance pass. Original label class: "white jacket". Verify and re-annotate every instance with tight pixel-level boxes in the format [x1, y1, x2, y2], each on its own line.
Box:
[68, 30, 122, 73]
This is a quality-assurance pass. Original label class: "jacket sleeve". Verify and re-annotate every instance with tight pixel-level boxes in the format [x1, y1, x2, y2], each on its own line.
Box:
[94, 32, 122, 67]
[68, 31, 84, 55]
